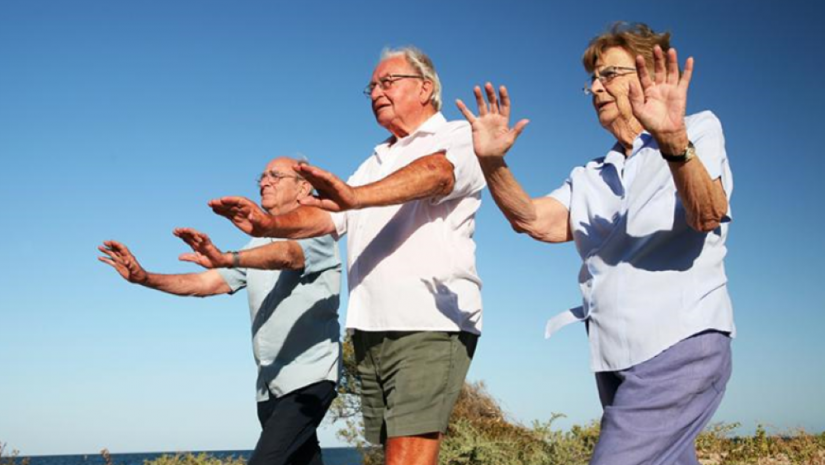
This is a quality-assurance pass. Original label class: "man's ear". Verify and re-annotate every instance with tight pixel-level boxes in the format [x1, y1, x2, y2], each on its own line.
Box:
[299, 180, 313, 199]
[419, 79, 434, 106]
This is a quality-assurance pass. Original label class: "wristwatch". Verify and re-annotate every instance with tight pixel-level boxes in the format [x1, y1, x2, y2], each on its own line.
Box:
[661, 141, 696, 163]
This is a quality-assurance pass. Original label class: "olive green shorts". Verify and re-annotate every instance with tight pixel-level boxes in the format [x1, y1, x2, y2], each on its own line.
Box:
[353, 330, 479, 444]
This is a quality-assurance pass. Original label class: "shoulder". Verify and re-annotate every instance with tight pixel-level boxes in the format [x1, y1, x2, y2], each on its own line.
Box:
[686, 111, 724, 138]
[439, 119, 471, 137]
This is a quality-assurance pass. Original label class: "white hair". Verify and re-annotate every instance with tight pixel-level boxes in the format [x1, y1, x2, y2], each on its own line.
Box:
[380, 46, 442, 111]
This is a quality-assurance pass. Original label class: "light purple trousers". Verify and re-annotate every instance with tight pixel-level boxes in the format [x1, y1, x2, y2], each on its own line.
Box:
[590, 331, 732, 465]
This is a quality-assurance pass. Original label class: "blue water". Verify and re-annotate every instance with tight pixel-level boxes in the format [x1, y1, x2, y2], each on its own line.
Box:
[21, 450, 363, 465]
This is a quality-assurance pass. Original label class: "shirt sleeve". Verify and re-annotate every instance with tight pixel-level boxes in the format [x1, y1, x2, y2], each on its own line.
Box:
[432, 121, 487, 204]
[296, 234, 341, 276]
[547, 176, 573, 210]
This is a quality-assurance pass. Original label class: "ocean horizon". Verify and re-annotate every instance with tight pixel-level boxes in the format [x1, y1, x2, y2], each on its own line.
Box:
[19, 449, 363, 465]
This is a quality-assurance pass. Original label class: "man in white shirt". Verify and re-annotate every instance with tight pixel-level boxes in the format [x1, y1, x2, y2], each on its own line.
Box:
[209, 46, 486, 465]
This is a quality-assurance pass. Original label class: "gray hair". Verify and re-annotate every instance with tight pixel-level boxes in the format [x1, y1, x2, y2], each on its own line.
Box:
[380, 46, 442, 111]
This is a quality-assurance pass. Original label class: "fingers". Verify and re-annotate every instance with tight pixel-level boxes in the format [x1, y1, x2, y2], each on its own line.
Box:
[484, 82, 499, 114]
[455, 99, 476, 123]
[636, 54, 654, 91]
[512, 119, 530, 138]
[298, 164, 336, 184]
[653, 45, 666, 84]
[627, 78, 645, 114]
[473, 86, 487, 116]
[499, 85, 512, 118]
[298, 196, 323, 207]
[209, 196, 253, 214]
[178, 253, 199, 263]
[666, 47, 681, 84]
[680, 56, 694, 91]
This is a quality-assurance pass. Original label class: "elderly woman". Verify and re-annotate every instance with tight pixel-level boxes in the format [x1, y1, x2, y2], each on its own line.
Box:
[457, 23, 734, 464]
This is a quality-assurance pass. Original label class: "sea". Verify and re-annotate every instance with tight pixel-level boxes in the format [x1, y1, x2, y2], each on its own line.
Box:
[20, 449, 363, 465]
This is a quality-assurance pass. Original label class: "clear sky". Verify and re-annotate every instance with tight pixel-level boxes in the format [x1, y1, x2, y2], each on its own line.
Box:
[2, 0, 824, 456]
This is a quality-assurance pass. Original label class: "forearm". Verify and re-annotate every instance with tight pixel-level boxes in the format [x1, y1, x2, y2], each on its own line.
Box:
[353, 153, 455, 207]
[263, 207, 336, 239]
[139, 270, 229, 297]
[668, 158, 728, 232]
[479, 158, 571, 243]
[227, 242, 305, 271]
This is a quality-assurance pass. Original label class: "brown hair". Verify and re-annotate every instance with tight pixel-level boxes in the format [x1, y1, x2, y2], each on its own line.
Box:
[582, 22, 671, 74]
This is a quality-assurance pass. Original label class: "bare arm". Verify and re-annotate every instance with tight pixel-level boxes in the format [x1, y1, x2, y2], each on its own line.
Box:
[457, 83, 571, 243]
[478, 157, 572, 243]
[98, 240, 231, 297]
[209, 198, 336, 239]
[294, 153, 455, 212]
[175, 227, 305, 271]
[628, 46, 728, 232]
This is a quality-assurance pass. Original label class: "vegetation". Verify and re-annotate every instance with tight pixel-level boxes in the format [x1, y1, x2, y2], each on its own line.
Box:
[330, 337, 825, 465]
[0, 443, 29, 465]
[3, 338, 823, 465]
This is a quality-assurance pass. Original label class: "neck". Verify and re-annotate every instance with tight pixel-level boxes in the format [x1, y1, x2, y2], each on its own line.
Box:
[388, 107, 437, 140]
[267, 202, 299, 217]
[609, 116, 644, 156]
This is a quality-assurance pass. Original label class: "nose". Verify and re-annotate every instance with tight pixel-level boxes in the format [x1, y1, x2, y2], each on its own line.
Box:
[588, 77, 606, 95]
[259, 174, 274, 187]
[370, 83, 386, 100]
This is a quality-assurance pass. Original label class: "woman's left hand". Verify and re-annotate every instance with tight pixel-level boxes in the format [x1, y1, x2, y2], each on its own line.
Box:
[629, 45, 693, 153]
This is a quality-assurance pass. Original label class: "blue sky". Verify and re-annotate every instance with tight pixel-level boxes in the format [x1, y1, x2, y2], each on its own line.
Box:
[2, 0, 824, 456]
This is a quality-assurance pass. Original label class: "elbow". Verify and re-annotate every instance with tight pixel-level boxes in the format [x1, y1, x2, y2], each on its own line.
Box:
[689, 218, 721, 233]
[282, 247, 306, 271]
[426, 153, 456, 196]
[687, 209, 726, 233]
[511, 219, 546, 241]
[438, 172, 455, 196]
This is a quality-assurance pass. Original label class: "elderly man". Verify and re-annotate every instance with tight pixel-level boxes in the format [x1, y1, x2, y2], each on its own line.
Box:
[458, 23, 734, 465]
[98, 156, 341, 465]
[209, 47, 485, 465]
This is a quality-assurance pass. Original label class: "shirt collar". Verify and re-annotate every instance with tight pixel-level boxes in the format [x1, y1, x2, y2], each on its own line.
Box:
[375, 112, 446, 161]
[603, 131, 655, 168]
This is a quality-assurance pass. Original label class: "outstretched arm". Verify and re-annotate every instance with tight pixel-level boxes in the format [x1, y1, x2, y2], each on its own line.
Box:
[294, 153, 455, 213]
[628, 46, 728, 232]
[209, 198, 336, 239]
[98, 240, 231, 297]
[456, 83, 571, 243]
[175, 227, 305, 271]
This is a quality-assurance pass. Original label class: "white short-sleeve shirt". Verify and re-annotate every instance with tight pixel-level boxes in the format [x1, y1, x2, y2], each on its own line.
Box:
[331, 112, 486, 334]
[546, 111, 735, 372]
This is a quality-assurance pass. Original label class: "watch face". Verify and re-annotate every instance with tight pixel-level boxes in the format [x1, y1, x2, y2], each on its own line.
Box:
[685, 142, 696, 161]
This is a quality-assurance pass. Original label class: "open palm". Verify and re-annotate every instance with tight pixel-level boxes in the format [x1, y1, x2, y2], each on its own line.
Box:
[456, 83, 529, 159]
[629, 46, 693, 140]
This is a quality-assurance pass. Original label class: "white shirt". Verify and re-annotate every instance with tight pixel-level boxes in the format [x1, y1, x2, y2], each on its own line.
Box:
[331, 112, 486, 334]
[546, 111, 735, 372]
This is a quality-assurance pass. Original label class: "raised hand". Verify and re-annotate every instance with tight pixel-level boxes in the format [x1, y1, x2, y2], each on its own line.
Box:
[628, 46, 693, 151]
[456, 83, 529, 159]
[295, 164, 360, 212]
[174, 228, 229, 269]
[98, 240, 148, 284]
[209, 196, 274, 237]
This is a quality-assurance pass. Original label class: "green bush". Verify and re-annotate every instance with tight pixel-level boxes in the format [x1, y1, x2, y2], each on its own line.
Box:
[333, 338, 825, 465]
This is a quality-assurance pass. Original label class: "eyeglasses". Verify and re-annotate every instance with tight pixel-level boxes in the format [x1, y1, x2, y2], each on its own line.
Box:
[583, 66, 637, 95]
[257, 171, 302, 184]
[363, 74, 425, 97]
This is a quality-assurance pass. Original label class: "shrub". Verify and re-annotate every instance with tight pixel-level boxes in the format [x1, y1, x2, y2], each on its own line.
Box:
[0, 443, 29, 465]
[142, 453, 246, 465]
